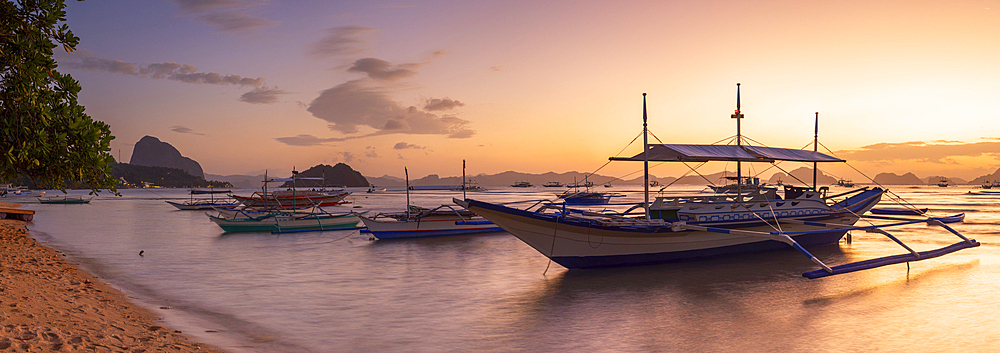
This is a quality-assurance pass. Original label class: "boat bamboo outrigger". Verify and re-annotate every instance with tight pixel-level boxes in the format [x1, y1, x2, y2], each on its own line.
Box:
[454, 85, 979, 278]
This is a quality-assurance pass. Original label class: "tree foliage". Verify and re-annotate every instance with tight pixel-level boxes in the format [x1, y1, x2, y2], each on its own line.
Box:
[1, 0, 117, 194]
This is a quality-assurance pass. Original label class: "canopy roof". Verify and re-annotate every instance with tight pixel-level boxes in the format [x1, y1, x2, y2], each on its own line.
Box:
[609, 144, 844, 163]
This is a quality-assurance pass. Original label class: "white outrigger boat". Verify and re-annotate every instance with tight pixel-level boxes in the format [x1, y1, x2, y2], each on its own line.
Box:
[455, 85, 979, 278]
[358, 205, 501, 239]
[207, 206, 364, 233]
[359, 163, 502, 239]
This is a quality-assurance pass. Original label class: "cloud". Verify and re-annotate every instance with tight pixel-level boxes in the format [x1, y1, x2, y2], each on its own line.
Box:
[171, 126, 204, 135]
[309, 26, 380, 57]
[304, 79, 475, 139]
[834, 141, 1000, 164]
[423, 97, 464, 111]
[338, 151, 356, 162]
[172, 0, 276, 33]
[62, 51, 264, 88]
[274, 134, 336, 147]
[393, 142, 424, 150]
[240, 86, 287, 104]
[397, 154, 406, 160]
[347, 58, 420, 81]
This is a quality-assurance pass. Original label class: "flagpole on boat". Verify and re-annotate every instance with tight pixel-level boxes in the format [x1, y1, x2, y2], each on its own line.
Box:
[813, 112, 819, 191]
[643, 93, 650, 220]
[732, 83, 743, 198]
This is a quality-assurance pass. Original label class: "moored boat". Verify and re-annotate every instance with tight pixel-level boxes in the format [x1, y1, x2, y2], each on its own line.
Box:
[38, 195, 93, 204]
[358, 205, 502, 239]
[455, 86, 979, 278]
[207, 207, 364, 233]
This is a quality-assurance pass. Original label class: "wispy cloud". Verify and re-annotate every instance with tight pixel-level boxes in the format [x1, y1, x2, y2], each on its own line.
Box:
[239, 86, 287, 104]
[347, 58, 420, 81]
[274, 134, 336, 147]
[59, 50, 282, 104]
[171, 126, 205, 135]
[172, 0, 276, 33]
[834, 141, 1000, 164]
[62, 51, 264, 87]
[309, 26, 380, 57]
[393, 142, 424, 150]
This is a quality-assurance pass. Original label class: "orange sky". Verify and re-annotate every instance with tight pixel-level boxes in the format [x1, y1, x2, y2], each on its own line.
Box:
[57, 0, 1000, 181]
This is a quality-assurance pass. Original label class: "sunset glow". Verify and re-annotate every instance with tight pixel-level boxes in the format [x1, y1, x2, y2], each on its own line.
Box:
[58, 0, 1000, 181]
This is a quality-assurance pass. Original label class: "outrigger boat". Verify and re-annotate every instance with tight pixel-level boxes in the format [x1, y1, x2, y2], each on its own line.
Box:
[208, 206, 364, 233]
[38, 195, 93, 204]
[360, 163, 502, 239]
[166, 188, 240, 210]
[232, 171, 351, 209]
[455, 85, 979, 278]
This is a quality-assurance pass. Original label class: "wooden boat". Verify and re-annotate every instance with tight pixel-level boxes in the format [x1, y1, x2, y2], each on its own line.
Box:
[869, 208, 928, 215]
[207, 207, 364, 233]
[167, 188, 240, 210]
[232, 189, 350, 208]
[455, 87, 978, 278]
[542, 181, 564, 187]
[358, 205, 502, 239]
[836, 179, 855, 187]
[937, 178, 950, 187]
[556, 191, 623, 205]
[38, 195, 93, 204]
[511, 181, 533, 187]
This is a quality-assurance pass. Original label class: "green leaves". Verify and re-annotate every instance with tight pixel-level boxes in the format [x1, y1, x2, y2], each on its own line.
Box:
[1, 0, 118, 195]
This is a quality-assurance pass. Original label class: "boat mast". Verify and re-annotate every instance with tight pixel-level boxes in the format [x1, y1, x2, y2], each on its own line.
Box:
[405, 167, 410, 218]
[462, 159, 467, 200]
[731, 83, 744, 197]
[813, 112, 819, 191]
[643, 93, 650, 220]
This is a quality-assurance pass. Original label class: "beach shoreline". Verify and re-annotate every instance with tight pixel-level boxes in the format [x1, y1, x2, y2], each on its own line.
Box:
[0, 203, 230, 352]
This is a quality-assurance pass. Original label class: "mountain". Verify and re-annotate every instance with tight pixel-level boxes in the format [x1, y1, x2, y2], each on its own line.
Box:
[969, 167, 1000, 185]
[873, 172, 924, 185]
[129, 136, 204, 178]
[279, 164, 369, 188]
[765, 167, 839, 186]
[111, 163, 229, 188]
[204, 173, 262, 189]
[924, 176, 968, 185]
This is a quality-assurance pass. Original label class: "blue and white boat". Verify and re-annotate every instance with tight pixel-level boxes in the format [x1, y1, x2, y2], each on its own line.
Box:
[455, 85, 979, 278]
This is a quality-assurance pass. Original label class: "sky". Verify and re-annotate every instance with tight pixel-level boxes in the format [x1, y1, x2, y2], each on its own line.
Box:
[53, 0, 1000, 181]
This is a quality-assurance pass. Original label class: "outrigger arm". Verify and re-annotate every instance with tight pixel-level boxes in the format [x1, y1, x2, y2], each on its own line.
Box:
[676, 214, 980, 279]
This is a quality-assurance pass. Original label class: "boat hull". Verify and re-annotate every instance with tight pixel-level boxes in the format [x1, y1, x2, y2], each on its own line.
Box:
[359, 214, 503, 239]
[208, 212, 361, 233]
[459, 190, 882, 269]
[166, 200, 240, 210]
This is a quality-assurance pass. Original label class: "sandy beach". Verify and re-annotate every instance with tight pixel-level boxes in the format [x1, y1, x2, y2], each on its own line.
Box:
[0, 202, 228, 352]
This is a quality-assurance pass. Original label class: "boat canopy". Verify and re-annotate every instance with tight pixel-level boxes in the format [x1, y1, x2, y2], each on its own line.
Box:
[609, 144, 845, 163]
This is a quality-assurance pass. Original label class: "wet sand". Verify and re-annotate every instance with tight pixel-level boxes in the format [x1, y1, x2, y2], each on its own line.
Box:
[0, 202, 228, 352]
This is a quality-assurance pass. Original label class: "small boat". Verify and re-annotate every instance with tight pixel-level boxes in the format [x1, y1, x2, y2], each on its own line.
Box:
[870, 208, 928, 215]
[167, 188, 240, 210]
[38, 195, 93, 204]
[233, 190, 350, 208]
[511, 181, 533, 187]
[937, 178, 949, 187]
[836, 179, 855, 187]
[367, 185, 387, 193]
[358, 205, 502, 239]
[207, 207, 365, 233]
[937, 213, 965, 224]
[706, 176, 769, 194]
[542, 181, 564, 187]
[556, 191, 623, 205]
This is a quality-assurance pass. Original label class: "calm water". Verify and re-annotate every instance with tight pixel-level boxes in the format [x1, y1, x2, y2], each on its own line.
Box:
[18, 186, 1000, 352]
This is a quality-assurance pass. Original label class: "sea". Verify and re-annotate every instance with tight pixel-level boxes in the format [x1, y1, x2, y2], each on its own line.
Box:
[16, 185, 1000, 352]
